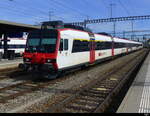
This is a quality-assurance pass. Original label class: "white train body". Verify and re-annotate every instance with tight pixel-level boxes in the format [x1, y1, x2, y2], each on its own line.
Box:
[56, 29, 143, 69]
[0, 33, 27, 56]
[22, 28, 143, 74]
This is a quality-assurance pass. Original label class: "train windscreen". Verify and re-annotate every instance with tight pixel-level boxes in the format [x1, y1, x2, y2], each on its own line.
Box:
[25, 29, 58, 53]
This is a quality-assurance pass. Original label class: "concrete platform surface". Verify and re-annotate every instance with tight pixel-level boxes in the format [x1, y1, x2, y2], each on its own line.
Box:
[117, 52, 150, 113]
[0, 58, 23, 70]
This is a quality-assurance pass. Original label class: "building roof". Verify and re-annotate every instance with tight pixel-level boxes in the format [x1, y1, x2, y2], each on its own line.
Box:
[0, 20, 41, 33]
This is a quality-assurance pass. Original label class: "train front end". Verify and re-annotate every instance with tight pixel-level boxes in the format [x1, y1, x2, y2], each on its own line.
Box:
[19, 29, 60, 78]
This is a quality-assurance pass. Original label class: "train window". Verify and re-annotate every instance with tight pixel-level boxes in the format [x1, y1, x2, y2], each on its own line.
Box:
[72, 40, 90, 53]
[59, 39, 63, 51]
[100, 42, 106, 50]
[28, 39, 40, 46]
[41, 38, 56, 44]
[27, 29, 58, 53]
[94, 41, 112, 50]
[105, 42, 112, 49]
[64, 39, 68, 50]
[72, 40, 80, 53]
[95, 42, 99, 50]
[8, 32, 23, 38]
[82, 40, 89, 51]
[114, 42, 125, 48]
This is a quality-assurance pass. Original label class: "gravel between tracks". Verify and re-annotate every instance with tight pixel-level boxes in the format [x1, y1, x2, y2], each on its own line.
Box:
[0, 50, 145, 113]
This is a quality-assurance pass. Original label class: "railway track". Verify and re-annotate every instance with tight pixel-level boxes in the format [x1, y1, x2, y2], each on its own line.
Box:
[44, 49, 148, 113]
[0, 64, 86, 104]
[0, 68, 18, 79]
[0, 67, 33, 89]
[0, 56, 129, 103]
[0, 76, 66, 103]
[0, 49, 147, 113]
[0, 67, 76, 104]
[0, 67, 27, 80]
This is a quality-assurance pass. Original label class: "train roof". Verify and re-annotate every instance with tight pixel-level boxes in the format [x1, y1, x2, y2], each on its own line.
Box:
[41, 21, 92, 33]
[41, 21, 142, 44]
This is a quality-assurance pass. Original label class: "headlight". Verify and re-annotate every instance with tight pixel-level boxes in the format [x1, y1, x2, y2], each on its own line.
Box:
[24, 58, 31, 62]
[47, 59, 51, 63]
[46, 59, 56, 63]
[26, 58, 30, 62]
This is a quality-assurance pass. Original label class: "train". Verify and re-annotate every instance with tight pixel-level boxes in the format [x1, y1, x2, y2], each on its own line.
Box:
[19, 21, 143, 79]
[0, 32, 27, 57]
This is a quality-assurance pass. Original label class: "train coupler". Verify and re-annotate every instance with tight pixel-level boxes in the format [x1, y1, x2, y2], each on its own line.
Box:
[18, 63, 29, 71]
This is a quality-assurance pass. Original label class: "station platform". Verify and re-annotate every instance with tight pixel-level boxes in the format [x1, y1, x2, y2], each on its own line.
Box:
[0, 58, 23, 70]
[117, 52, 150, 113]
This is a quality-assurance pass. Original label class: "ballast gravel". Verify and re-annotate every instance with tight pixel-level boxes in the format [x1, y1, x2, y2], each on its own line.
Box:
[0, 50, 144, 113]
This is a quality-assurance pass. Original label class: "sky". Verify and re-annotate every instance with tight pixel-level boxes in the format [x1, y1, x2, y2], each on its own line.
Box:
[1, 0, 150, 39]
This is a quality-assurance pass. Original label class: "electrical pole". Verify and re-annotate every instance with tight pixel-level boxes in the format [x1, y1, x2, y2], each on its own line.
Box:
[110, 3, 116, 37]
[113, 22, 116, 37]
[84, 15, 90, 28]
[84, 20, 87, 28]
[49, 11, 53, 21]
[123, 31, 126, 38]
[131, 20, 134, 40]
[109, 3, 116, 57]
[110, 3, 114, 18]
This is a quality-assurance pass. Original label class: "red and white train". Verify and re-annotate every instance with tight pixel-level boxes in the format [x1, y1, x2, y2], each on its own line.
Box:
[0, 32, 27, 56]
[19, 21, 143, 78]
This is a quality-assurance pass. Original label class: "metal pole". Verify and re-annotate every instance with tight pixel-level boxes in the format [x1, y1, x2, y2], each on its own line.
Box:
[113, 22, 116, 37]
[110, 3, 114, 18]
[84, 16, 90, 28]
[110, 3, 116, 37]
[84, 20, 87, 28]
[131, 21, 134, 40]
[49, 11, 53, 21]
[123, 31, 125, 38]
[3, 33, 8, 59]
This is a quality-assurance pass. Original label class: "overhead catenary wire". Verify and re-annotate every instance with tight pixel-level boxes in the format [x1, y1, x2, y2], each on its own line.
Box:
[47, 0, 86, 20]
[27, 0, 86, 21]
[0, 0, 74, 23]
[79, 0, 99, 18]
[48, 0, 89, 18]
[0, 0, 107, 24]
[117, 0, 135, 40]
[0, 1, 50, 22]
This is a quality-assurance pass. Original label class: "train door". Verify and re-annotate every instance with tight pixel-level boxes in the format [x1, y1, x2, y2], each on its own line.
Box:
[59, 38, 69, 67]
[89, 33, 95, 64]
[126, 43, 129, 54]
[111, 37, 114, 56]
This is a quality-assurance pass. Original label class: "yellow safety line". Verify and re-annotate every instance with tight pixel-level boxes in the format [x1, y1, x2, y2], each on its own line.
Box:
[73, 38, 105, 42]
